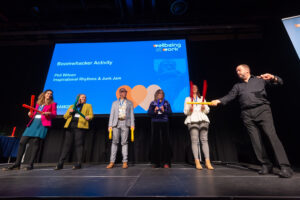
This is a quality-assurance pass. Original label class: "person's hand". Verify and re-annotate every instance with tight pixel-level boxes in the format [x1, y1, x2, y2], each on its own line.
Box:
[28, 112, 33, 117]
[131, 126, 135, 131]
[108, 127, 112, 131]
[189, 107, 193, 113]
[69, 108, 74, 113]
[201, 105, 205, 111]
[154, 106, 159, 112]
[160, 106, 164, 112]
[211, 100, 221, 106]
[42, 112, 51, 116]
[257, 73, 275, 80]
[85, 116, 90, 121]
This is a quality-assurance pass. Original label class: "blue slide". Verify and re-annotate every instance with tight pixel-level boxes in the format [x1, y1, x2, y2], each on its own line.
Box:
[282, 15, 300, 60]
[43, 39, 190, 115]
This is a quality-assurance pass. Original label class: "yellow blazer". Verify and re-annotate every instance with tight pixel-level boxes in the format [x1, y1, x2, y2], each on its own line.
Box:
[64, 104, 94, 129]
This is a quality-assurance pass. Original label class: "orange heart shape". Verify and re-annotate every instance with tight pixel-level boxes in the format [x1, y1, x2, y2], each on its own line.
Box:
[131, 85, 147, 108]
[116, 85, 133, 103]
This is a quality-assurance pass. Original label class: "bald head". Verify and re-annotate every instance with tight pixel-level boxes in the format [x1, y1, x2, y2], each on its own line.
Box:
[236, 64, 251, 81]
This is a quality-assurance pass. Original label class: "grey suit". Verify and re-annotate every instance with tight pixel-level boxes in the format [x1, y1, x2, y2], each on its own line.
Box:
[108, 99, 135, 163]
[108, 99, 135, 128]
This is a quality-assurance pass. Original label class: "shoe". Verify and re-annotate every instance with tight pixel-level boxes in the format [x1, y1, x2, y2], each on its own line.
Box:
[163, 164, 170, 168]
[54, 163, 63, 170]
[106, 162, 114, 169]
[24, 165, 33, 170]
[258, 164, 273, 175]
[2, 164, 20, 171]
[72, 163, 81, 170]
[279, 166, 293, 178]
[122, 162, 128, 169]
[151, 164, 159, 168]
[205, 159, 214, 170]
[195, 159, 203, 170]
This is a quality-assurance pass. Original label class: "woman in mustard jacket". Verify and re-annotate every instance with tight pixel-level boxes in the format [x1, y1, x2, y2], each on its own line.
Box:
[55, 94, 93, 170]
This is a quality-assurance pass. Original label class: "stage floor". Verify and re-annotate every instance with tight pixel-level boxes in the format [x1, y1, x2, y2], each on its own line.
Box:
[0, 163, 299, 199]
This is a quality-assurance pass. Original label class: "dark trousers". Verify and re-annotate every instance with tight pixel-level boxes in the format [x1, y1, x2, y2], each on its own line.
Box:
[15, 136, 41, 166]
[150, 121, 172, 166]
[241, 104, 290, 167]
[58, 128, 84, 164]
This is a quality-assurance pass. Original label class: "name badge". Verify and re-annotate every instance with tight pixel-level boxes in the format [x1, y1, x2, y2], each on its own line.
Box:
[74, 113, 80, 118]
[35, 114, 41, 119]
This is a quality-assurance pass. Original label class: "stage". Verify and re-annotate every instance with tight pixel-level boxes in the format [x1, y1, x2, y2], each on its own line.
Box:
[0, 163, 299, 199]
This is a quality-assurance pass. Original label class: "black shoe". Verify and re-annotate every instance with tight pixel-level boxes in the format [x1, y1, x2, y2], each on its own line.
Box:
[258, 164, 273, 175]
[151, 164, 159, 168]
[279, 166, 293, 178]
[24, 165, 33, 171]
[54, 163, 63, 170]
[2, 164, 20, 171]
[72, 164, 81, 170]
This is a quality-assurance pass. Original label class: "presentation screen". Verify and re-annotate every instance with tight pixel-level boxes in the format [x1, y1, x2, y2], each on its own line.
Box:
[282, 15, 300, 60]
[43, 39, 190, 115]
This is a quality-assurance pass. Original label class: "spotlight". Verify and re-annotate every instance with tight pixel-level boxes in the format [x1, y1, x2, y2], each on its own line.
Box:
[170, 0, 188, 15]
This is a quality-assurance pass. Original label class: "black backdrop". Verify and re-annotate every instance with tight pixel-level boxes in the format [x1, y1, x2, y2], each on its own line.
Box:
[1, 20, 300, 167]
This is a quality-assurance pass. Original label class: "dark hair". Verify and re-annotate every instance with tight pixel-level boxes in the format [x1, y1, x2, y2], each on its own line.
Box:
[192, 85, 201, 98]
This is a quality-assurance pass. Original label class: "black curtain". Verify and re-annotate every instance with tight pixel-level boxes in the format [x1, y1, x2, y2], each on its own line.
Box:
[28, 116, 236, 164]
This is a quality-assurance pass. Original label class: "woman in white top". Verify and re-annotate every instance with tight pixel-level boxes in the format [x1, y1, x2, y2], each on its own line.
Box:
[184, 84, 214, 170]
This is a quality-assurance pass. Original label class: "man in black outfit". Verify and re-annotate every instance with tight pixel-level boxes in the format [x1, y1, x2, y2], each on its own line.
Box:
[211, 64, 293, 178]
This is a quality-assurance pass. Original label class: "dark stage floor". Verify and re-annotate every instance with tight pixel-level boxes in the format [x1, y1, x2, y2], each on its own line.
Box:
[0, 163, 299, 199]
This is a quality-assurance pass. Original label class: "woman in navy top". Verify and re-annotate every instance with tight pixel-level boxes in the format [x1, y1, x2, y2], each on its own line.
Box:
[148, 89, 172, 168]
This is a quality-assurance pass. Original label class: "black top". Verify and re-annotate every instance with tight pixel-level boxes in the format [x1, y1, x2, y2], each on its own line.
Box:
[219, 75, 283, 110]
[69, 103, 84, 128]
[148, 100, 172, 122]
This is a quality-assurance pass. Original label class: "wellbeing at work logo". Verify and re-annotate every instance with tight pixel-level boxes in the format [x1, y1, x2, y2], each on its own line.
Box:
[153, 42, 182, 52]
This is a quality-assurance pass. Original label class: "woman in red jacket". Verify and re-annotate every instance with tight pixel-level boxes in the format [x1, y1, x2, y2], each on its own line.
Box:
[3, 89, 57, 170]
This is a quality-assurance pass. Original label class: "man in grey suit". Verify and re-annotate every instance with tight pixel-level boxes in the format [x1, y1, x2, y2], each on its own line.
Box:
[107, 87, 135, 169]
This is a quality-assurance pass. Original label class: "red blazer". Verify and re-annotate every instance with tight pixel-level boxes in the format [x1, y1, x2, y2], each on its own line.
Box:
[27, 102, 57, 127]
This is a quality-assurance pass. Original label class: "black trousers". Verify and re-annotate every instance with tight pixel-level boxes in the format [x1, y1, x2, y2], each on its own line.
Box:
[241, 104, 290, 167]
[15, 136, 41, 166]
[150, 121, 172, 166]
[58, 128, 85, 164]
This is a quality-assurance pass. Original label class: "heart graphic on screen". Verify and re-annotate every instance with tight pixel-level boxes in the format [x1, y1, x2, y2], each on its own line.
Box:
[116, 84, 161, 110]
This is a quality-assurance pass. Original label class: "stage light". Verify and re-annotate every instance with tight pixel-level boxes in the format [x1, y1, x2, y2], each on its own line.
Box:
[170, 0, 188, 15]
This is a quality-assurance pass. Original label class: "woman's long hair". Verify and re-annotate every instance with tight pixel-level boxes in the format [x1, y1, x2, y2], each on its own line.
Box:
[154, 89, 165, 101]
[193, 85, 201, 99]
[36, 89, 54, 105]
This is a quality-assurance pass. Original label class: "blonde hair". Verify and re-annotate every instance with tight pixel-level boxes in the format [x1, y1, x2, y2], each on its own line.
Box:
[77, 94, 86, 104]
[36, 89, 53, 105]
[154, 89, 165, 101]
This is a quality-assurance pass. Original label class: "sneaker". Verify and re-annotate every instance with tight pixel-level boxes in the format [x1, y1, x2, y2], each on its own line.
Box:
[2, 164, 20, 171]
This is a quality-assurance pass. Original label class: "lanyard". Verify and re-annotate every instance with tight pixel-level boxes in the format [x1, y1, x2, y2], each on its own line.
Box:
[38, 105, 44, 111]
[193, 96, 197, 102]
[119, 99, 125, 106]
[157, 99, 165, 107]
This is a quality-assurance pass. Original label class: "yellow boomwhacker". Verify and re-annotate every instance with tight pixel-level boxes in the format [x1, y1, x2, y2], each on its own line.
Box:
[131, 127, 134, 142]
[187, 102, 213, 105]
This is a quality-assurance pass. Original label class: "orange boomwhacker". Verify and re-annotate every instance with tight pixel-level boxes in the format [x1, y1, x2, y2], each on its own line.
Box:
[11, 126, 16, 137]
[22, 104, 43, 114]
[30, 95, 35, 115]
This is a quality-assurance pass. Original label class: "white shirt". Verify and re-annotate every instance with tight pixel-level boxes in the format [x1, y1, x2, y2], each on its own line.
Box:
[118, 99, 127, 119]
[184, 96, 210, 124]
